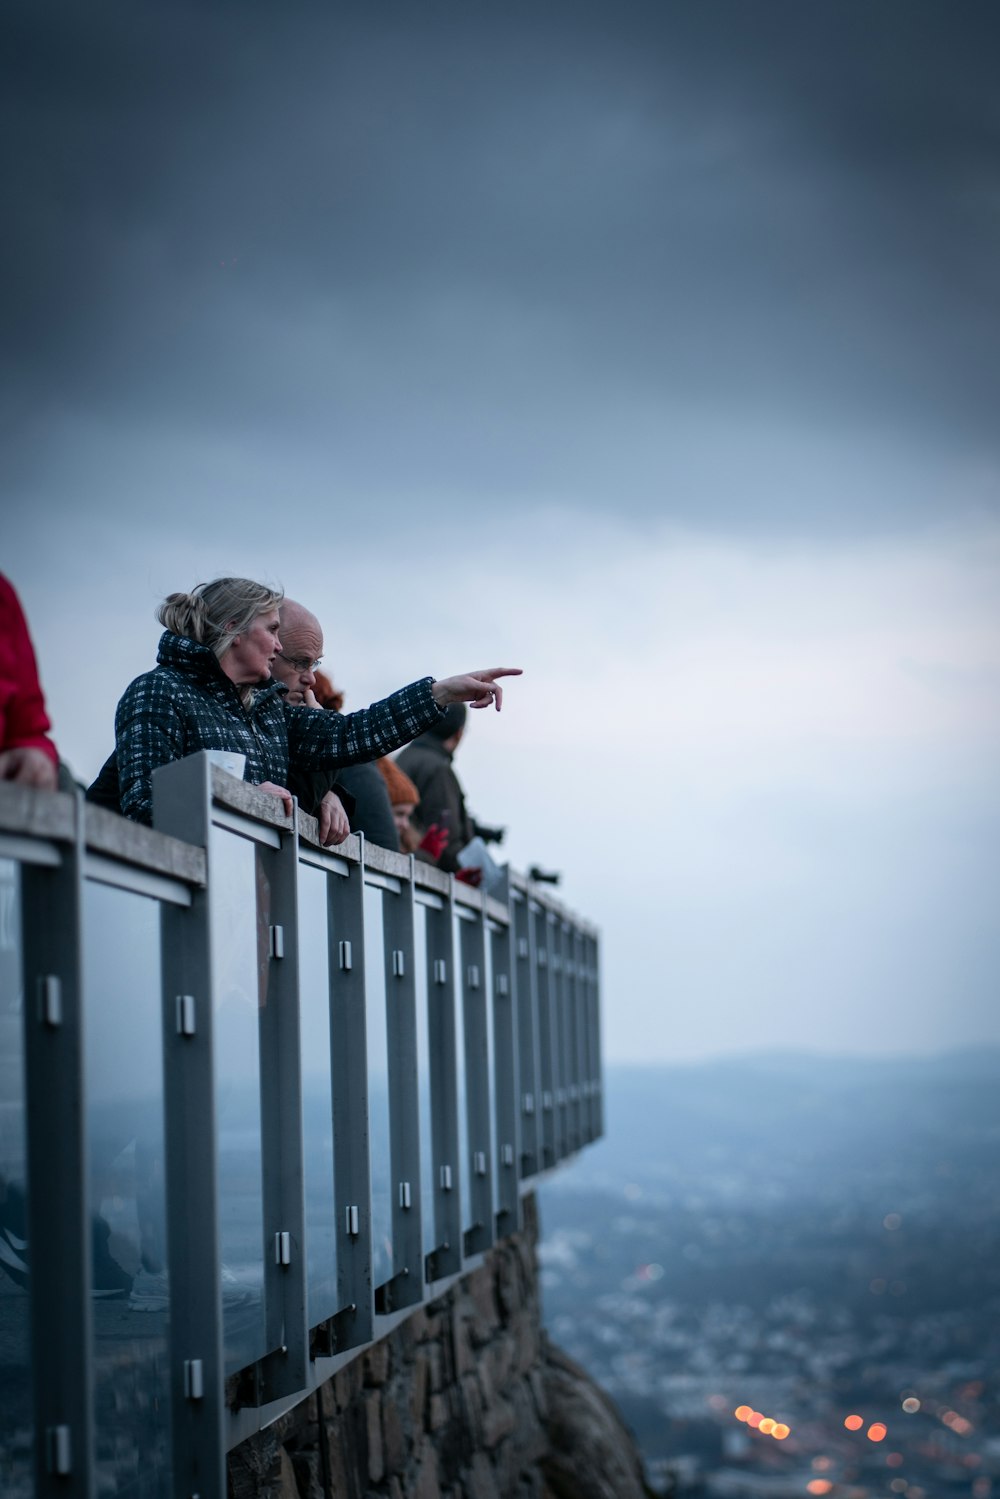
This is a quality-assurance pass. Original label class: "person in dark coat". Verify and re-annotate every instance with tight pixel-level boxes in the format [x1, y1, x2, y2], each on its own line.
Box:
[395, 705, 501, 874]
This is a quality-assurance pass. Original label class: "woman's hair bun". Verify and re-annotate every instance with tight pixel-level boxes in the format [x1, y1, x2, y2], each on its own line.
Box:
[157, 590, 210, 642]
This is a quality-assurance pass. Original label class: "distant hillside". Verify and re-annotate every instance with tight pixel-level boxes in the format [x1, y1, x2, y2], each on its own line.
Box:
[557, 1049, 1000, 1202]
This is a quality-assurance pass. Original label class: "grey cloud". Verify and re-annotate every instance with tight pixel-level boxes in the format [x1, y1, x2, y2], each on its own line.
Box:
[3, 1, 999, 533]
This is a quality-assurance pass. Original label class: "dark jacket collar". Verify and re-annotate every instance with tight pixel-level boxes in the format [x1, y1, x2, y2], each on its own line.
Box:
[156, 631, 285, 707]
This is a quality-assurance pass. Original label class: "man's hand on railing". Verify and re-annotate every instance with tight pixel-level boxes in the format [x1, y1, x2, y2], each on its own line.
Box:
[431, 668, 522, 712]
[256, 781, 295, 818]
[317, 790, 350, 846]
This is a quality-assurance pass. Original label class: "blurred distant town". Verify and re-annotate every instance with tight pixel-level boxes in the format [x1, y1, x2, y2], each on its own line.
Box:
[539, 1052, 1000, 1499]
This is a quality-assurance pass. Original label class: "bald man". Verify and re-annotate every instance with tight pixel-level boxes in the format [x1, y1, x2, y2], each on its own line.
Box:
[270, 601, 398, 851]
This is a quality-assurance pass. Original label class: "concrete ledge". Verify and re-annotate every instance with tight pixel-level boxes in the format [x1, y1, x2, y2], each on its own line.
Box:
[453, 880, 484, 913]
[0, 781, 75, 841]
[85, 803, 207, 886]
[0, 784, 208, 886]
[210, 766, 294, 832]
[484, 894, 509, 926]
[362, 839, 411, 879]
[412, 861, 451, 897]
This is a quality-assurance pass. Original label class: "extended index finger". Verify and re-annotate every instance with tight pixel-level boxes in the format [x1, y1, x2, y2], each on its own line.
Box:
[478, 667, 523, 681]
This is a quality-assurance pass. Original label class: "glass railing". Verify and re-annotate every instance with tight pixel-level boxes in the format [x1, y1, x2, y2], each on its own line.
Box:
[0, 757, 602, 1499]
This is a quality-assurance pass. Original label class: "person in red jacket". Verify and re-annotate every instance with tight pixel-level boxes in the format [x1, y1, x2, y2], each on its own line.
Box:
[0, 575, 58, 790]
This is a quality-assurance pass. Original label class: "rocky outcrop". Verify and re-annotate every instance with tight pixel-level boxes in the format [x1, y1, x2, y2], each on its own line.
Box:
[539, 1340, 651, 1499]
[227, 1193, 650, 1499]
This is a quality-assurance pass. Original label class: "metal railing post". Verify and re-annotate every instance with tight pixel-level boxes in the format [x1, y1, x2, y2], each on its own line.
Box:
[550, 916, 570, 1159]
[459, 902, 494, 1257]
[588, 932, 604, 1141]
[490, 873, 520, 1236]
[256, 815, 309, 1401]
[326, 843, 374, 1351]
[22, 793, 94, 1498]
[533, 902, 560, 1168]
[511, 887, 540, 1179]
[153, 753, 226, 1499]
[422, 886, 461, 1283]
[378, 862, 423, 1313]
[567, 924, 586, 1153]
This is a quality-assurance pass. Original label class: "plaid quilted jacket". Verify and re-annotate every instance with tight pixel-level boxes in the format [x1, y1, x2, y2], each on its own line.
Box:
[115, 631, 443, 825]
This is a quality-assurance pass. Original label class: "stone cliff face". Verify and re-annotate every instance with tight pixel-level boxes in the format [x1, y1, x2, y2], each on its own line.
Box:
[228, 1193, 650, 1499]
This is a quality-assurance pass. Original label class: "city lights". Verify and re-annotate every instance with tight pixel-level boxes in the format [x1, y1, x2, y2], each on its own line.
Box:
[733, 1406, 791, 1439]
[901, 1398, 920, 1414]
[844, 1415, 864, 1432]
[867, 1423, 887, 1442]
[807, 1481, 833, 1495]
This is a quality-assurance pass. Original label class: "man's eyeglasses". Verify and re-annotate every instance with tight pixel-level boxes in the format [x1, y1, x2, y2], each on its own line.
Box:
[278, 652, 323, 674]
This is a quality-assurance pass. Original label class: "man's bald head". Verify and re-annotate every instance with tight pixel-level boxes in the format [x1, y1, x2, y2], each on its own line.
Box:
[273, 599, 324, 703]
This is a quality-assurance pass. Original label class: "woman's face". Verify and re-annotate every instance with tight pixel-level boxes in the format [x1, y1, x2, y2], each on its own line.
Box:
[221, 609, 282, 685]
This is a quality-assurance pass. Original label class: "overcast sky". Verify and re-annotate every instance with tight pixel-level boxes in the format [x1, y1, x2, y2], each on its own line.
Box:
[3, 2, 998, 1062]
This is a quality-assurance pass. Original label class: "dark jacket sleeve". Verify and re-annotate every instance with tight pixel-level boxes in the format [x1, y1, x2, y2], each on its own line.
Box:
[285, 678, 443, 770]
[86, 752, 122, 811]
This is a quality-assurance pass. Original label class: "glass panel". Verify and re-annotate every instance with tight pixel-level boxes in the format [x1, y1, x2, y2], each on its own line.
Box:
[482, 934, 496, 1218]
[414, 909, 436, 1257]
[554, 929, 570, 1154]
[566, 931, 582, 1146]
[535, 909, 556, 1168]
[455, 919, 472, 1227]
[83, 878, 172, 1497]
[210, 829, 267, 1375]
[516, 903, 539, 1179]
[0, 859, 31, 1498]
[363, 886, 392, 1289]
[298, 863, 338, 1327]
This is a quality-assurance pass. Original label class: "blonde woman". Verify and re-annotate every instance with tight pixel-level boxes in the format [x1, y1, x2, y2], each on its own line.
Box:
[107, 577, 519, 827]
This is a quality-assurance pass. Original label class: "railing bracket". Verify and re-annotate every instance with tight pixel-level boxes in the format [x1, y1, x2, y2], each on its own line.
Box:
[175, 993, 196, 1036]
[38, 975, 61, 1028]
[184, 1359, 204, 1400]
[45, 1424, 72, 1476]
